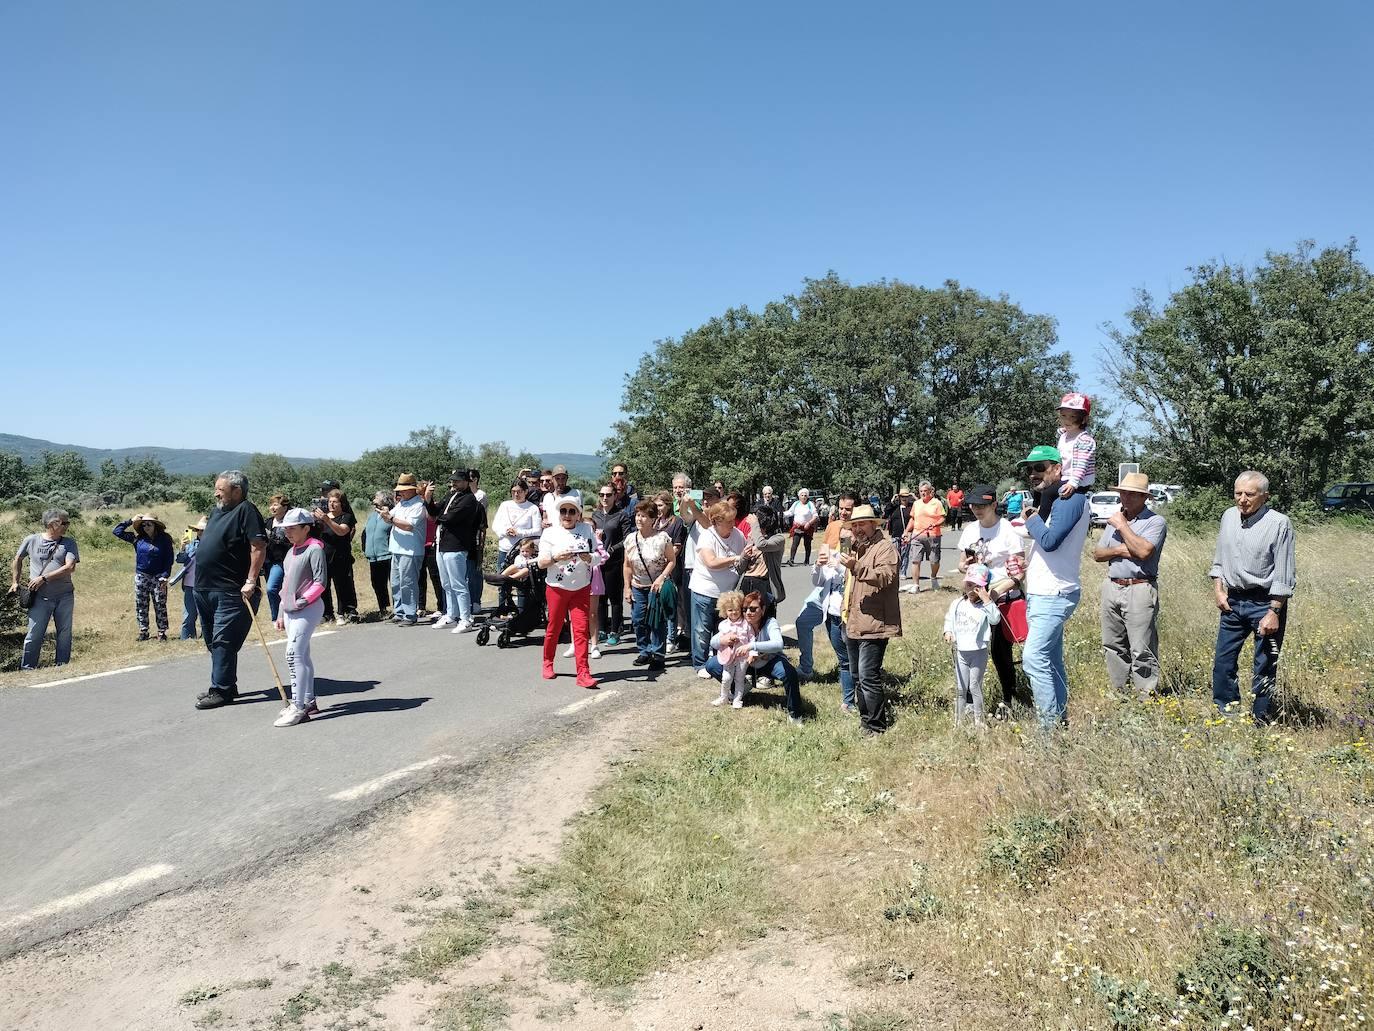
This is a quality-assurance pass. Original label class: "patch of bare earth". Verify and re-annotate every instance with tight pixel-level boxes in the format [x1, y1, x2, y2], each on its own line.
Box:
[0, 695, 874, 1031]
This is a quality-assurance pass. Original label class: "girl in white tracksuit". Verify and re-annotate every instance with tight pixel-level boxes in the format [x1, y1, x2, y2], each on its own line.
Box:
[275, 509, 328, 727]
[943, 563, 1002, 727]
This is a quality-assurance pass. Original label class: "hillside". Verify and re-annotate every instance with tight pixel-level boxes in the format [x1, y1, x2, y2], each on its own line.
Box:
[536, 452, 605, 479]
[0, 433, 326, 477]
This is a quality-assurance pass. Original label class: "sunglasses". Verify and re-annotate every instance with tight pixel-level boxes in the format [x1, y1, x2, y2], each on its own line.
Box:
[559, 509, 579, 516]
[743, 605, 761, 612]
[599, 492, 613, 498]
[1027, 462, 1053, 473]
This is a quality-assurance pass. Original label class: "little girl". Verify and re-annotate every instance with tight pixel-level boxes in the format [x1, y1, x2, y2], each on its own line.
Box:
[711, 590, 754, 708]
[274, 508, 328, 727]
[942, 564, 1002, 728]
[1056, 392, 1097, 499]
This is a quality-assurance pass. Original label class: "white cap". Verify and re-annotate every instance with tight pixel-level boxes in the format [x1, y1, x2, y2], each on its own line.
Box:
[280, 507, 315, 528]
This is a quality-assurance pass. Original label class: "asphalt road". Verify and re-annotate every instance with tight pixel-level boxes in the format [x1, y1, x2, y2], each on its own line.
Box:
[0, 539, 959, 957]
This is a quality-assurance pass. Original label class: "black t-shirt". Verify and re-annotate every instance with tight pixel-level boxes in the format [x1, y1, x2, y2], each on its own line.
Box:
[197, 501, 268, 591]
[324, 510, 356, 561]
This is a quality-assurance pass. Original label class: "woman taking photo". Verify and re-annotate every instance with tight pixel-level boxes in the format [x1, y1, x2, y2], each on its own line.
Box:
[538, 497, 600, 689]
[113, 513, 175, 641]
[9, 509, 79, 669]
[314, 489, 358, 625]
[623, 499, 678, 670]
[704, 591, 805, 725]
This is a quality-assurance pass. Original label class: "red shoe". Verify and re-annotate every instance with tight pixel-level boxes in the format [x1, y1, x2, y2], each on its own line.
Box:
[576, 675, 600, 690]
[543, 664, 557, 680]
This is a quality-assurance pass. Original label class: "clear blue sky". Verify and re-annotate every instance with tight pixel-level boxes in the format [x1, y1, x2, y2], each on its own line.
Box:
[3, 1, 1371, 459]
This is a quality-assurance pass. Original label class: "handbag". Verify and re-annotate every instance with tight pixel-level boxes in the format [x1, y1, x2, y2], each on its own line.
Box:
[17, 584, 35, 609]
[996, 596, 1029, 644]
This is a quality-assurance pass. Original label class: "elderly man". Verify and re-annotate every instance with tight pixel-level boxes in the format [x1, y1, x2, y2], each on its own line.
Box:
[902, 482, 946, 592]
[1016, 445, 1092, 728]
[839, 504, 901, 735]
[193, 471, 267, 710]
[1210, 471, 1296, 722]
[1092, 472, 1168, 700]
[381, 473, 428, 626]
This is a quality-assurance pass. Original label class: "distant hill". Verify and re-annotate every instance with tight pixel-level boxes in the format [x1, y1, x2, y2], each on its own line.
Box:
[0, 434, 325, 477]
[537, 453, 605, 480]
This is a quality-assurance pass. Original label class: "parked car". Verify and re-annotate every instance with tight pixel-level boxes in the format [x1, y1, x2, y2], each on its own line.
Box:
[1089, 490, 1122, 526]
[1321, 482, 1374, 515]
[1149, 483, 1184, 503]
[997, 489, 1034, 519]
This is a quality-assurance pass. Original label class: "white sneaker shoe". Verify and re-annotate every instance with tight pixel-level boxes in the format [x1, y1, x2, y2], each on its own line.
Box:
[452, 620, 476, 634]
[564, 644, 576, 658]
[433, 615, 456, 629]
[590, 647, 602, 659]
[756, 677, 772, 690]
[710, 693, 728, 706]
[274, 705, 307, 727]
[732, 697, 745, 709]
[697, 668, 712, 680]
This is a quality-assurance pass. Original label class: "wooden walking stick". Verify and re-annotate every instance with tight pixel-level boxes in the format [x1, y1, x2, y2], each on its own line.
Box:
[244, 596, 289, 704]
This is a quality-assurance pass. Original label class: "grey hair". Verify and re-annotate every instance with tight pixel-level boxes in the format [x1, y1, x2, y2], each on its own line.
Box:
[373, 490, 395, 507]
[42, 508, 69, 528]
[919, 480, 934, 491]
[217, 469, 249, 494]
[1235, 470, 1270, 494]
[762, 484, 774, 493]
[671, 472, 692, 487]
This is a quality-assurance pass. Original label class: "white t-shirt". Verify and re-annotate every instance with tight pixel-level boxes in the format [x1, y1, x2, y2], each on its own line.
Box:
[542, 489, 584, 525]
[493, 499, 541, 552]
[683, 521, 702, 570]
[538, 522, 595, 593]
[788, 501, 817, 527]
[957, 519, 1024, 574]
[474, 488, 488, 506]
[688, 526, 746, 599]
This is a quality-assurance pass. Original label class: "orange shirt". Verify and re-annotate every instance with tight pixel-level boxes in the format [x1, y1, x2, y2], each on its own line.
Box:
[946, 488, 964, 510]
[909, 497, 946, 537]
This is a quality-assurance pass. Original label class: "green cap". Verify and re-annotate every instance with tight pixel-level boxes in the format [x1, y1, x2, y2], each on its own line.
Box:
[1017, 445, 1062, 466]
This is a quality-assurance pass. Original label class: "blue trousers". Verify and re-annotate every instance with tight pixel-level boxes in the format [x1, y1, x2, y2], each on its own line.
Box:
[437, 550, 472, 623]
[631, 584, 666, 659]
[22, 592, 74, 669]
[390, 554, 420, 620]
[194, 588, 258, 695]
[1023, 591, 1081, 729]
[704, 652, 802, 716]
[690, 591, 719, 670]
[265, 562, 285, 621]
[795, 595, 824, 676]
[1212, 596, 1287, 723]
[180, 584, 199, 639]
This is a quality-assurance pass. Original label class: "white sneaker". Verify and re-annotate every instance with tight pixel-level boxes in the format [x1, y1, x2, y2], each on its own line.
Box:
[274, 705, 307, 727]
[433, 615, 456, 629]
[756, 677, 772, 689]
[697, 668, 712, 680]
[732, 697, 745, 709]
[590, 647, 602, 659]
[334, 615, 348, 627]
[452, 620, 476, 634]
[564, 644, 576, 658]
[710, 693, 728, 706]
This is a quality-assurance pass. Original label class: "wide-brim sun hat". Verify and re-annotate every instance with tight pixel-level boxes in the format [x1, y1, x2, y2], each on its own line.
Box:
[189, 516, 208, 531]
[131, 513, 166, 535]
[1114, 472, 1151, 494]
[395, 473, 419, 491]
[848, 504, 882, 523]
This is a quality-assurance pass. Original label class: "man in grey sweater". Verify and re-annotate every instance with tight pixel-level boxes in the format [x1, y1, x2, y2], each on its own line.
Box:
[1210, 470, 1296, 723]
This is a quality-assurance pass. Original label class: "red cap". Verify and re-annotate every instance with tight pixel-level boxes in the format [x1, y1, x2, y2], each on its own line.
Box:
[1059, 392, 1091, 414]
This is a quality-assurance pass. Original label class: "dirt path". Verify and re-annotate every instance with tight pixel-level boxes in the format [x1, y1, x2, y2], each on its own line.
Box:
[0, 692, 865, 1031]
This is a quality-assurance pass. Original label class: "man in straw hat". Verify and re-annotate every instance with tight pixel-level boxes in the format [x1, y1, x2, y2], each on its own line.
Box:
[836, 503, 901, 736]
[1015, 444, 1092, 729]
[380, 473, 429, 626]
[193, 471, 267, 709]
[171, 515, 207, 640]
[1092, 472, 1168, 701]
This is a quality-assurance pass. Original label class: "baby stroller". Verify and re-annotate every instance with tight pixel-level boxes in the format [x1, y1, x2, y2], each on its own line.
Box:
[475, 535, 547, 648]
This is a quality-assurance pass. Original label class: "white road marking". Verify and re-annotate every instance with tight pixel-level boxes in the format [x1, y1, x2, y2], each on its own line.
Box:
[557, 689, 620, 715]
[27, 665, 150, 690]
[329, 754, 454, 802]
[0, 863, 175, 931]
[255, 630, 337, 648]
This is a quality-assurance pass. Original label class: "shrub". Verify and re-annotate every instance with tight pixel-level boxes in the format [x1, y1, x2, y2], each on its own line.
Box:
[181, 485, 213, 515]
[1173, 922, 1284, 1023]
[1165, 486, 1231, 525]
[982, 811, 1075, 887]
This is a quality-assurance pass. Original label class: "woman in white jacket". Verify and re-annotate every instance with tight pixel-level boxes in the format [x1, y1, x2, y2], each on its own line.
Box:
[493, 480, 542, 609]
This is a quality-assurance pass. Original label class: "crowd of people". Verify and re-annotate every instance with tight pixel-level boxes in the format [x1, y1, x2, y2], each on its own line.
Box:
[9, 394, 1300, 733]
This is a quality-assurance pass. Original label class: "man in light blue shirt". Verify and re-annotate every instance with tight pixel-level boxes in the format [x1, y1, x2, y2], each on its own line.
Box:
[1092, 473, 1167, 700]
[382, 473, 428, 625]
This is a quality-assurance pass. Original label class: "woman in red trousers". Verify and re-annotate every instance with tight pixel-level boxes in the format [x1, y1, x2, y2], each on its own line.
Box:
[537, 497, 600, 688]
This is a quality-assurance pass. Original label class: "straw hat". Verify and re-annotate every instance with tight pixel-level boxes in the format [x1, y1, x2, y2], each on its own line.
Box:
[394, 473, 419, 491]
[848, 504, 882, 523]
[1114, 472, 1150, 495]
[189, 516, 208, 531]
[130, 513, 166, 535]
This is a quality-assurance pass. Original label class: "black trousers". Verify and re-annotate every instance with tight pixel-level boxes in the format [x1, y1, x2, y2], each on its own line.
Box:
[990, 627, 1029, 707]
[599, 560, 625, 634]
[327, 552, 358, 617]
[367, 559, 391, 613]
[418, 545, 444, 615]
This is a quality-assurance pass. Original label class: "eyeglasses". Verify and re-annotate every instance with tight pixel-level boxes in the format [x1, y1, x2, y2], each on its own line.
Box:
[743, 605, 761, 612]
[599, 492, 613, 498]
[612, 471, 626, 478]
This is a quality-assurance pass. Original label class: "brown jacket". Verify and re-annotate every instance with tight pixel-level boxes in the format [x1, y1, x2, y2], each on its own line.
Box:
[845, 531, 902, 639]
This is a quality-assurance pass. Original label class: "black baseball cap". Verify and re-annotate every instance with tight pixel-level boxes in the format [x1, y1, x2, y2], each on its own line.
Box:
[968, 484, 997, 506]
[449, 469, 470, 482]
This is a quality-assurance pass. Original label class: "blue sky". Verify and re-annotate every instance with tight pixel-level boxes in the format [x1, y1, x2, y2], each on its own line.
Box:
[3, 1, 1371, 459]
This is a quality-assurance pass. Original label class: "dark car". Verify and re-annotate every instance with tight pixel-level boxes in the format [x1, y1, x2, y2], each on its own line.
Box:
[1321, 482, 1374, 515]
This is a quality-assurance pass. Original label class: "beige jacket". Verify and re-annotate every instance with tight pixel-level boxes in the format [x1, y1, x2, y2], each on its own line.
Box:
[845, 531, 902, 640]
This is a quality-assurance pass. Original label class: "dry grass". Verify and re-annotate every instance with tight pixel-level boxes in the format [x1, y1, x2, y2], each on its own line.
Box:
[534, 522, 1374, 1029]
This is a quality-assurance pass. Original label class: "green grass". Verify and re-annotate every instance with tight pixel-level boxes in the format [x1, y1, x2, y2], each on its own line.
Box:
[401, 891, 515, 981]
[430, 984, 512, 1031]
[529, 523, 1374, 1027]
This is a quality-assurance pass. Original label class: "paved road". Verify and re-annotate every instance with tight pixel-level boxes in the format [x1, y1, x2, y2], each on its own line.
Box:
[0, 540, 959, 957]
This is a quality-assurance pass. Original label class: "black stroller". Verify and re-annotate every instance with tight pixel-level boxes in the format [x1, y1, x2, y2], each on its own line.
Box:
[475, 535, 547, 648]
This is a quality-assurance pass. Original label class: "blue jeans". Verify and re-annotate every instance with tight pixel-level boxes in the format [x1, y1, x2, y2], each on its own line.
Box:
[1212, 596, 1288, 723]
[265, 562, 285, 621]
[826, 614, 855, 706]
[390, 553, 420, 620]
[1023, 590, 1081, 729]
[704, 652, 802, 716]
[795, 594, 824, 677]
[194, 588, 258, 695]
[22, 592, 74, 669]
[180, 584, 199, 639]
[467, 552, 485, 612]
[631, 584, 666, 659]
[438, 550, 472, 623]
[690, 591, 719, 670]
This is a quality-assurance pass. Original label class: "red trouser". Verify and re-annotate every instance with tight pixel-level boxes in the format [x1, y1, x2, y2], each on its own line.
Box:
[543, 584, 592, 678]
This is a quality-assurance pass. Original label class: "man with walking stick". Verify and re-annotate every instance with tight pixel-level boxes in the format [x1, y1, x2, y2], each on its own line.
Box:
[193, 470, 268, 710]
